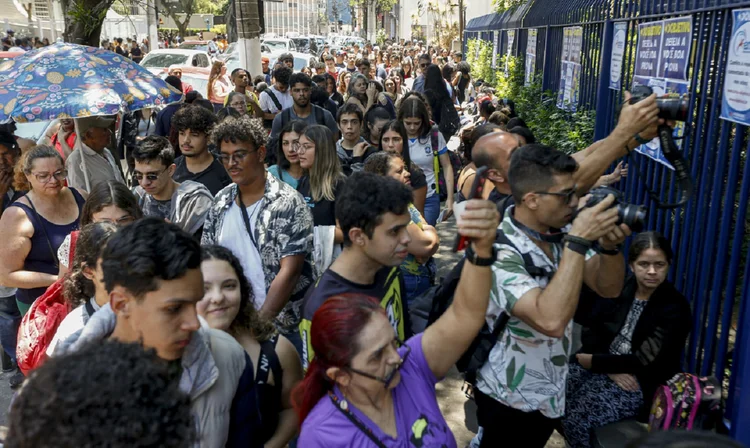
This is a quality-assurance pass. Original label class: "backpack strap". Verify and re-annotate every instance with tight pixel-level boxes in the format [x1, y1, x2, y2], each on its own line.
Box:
[266, 89, 282, 111]
[68, 230, 79, 268]
[495, 230, 553, 281]
[256, 335, 283, 387]
[430, 126, 441, 194]
[314, 105, 324, 123]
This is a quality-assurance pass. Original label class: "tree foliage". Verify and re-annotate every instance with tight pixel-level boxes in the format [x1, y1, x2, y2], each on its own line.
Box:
[61, 0, 114, 45]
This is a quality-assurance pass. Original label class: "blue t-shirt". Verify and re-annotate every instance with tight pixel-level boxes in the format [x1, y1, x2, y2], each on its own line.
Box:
[267, 165, 300, 190]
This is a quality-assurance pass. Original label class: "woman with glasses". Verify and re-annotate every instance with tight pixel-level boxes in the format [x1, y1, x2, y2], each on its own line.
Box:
[268, 120, 307, 190]
[0, 145, 87, 316]
[56, 180, 142, 277]
[296, 125, 345, 277]
[562, 232, 691, 448]
[292, 193, 499, 446]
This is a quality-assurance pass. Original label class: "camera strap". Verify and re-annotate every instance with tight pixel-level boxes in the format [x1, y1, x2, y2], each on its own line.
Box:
[629, 124, 693, 209]
[510, 213, 565, 244]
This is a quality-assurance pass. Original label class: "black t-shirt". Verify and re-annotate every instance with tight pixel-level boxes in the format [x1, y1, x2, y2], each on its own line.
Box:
[409, 162, 427, 191]
[172, 154, 232, 196]
[296, 176, 344, 226]
[299, 266, 407, 369]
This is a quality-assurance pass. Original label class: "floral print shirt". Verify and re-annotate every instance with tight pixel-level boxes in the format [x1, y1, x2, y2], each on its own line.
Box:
[476, 207, 594, 419]
[201, 172, 314, 333]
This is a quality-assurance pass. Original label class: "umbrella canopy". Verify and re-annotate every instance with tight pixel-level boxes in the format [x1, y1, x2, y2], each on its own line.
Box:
[0, 42, 182, 123]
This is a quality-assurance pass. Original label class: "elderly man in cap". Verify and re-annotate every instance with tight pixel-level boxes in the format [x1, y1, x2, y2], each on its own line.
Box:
[66, 116, 125, 192]
[262, 56, 271, 83]
[278, 53, 294, 70]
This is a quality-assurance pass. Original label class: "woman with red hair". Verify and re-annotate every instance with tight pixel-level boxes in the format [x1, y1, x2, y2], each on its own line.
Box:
[292, 199, 500, 447]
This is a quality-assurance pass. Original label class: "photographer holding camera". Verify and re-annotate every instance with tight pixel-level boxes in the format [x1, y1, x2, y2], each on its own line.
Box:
[473, 144, 631, 448]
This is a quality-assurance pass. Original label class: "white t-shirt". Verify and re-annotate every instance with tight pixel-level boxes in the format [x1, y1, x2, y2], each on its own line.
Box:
[218, 200, 267, 308]
[408, 133, 447, 198]
[47, 298, 100, 356]
[259, 86, 293, 114]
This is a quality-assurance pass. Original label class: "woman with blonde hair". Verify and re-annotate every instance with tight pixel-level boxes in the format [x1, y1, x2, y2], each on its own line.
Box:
[207, 60, 231, 112]
[296, 125, 345, 277]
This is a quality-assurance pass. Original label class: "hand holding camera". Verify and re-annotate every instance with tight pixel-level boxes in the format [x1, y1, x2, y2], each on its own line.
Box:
[568, 194, 621, 243]
[617, 91, 660, 139]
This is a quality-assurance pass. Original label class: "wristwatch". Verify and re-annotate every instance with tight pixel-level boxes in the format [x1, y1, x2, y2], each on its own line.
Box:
[465, 244, 497, 266]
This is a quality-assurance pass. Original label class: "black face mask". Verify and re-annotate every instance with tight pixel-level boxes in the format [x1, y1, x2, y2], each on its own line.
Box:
[347, 339, 411, 388]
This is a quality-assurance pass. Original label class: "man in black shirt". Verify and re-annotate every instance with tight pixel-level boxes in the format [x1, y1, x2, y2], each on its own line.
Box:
[171, 105, 232, 196]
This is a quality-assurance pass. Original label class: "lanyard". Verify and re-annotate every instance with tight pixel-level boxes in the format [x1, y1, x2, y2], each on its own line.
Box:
[237, 193, 259, 249]
[328, 392, 388, 448]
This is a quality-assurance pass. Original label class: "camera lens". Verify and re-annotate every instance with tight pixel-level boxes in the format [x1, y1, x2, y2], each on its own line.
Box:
[656, 95, 689, 122]
[618, 204, 647, 232]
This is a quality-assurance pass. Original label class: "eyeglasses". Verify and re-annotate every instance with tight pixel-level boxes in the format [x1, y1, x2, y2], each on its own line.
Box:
[133, 167, 168, 182]
[219, 149, 255, 165]
[97, 215, 136, 226]
[419, 63, 428, 68]
[31, 169, 67, 184]
[296, 143, 315, 155]
[534, 185, 578, 204]
[347, 338, 410, 388]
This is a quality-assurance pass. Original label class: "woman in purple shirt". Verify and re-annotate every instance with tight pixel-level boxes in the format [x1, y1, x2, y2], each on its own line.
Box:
[293, 199, 500, 447]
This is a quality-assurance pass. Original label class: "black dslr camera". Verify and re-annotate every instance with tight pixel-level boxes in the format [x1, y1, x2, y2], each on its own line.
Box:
[630, 85, 689, 121]
[584, 186, 646, 232]
[627, 85, 693, 209]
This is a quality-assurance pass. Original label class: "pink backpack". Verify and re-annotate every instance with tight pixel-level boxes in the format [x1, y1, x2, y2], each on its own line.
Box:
[648, 373, 721, 432]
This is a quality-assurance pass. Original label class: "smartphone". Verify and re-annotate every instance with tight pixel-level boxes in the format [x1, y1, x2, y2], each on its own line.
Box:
[452, 166, 489, 252]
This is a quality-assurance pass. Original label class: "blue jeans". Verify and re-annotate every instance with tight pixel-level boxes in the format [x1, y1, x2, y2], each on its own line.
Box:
[403, 272, 433, 309]
[0, 295, 20, 362]
[424, 194, 441, 226]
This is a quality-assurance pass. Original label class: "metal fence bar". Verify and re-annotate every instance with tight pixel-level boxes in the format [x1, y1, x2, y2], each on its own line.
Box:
[464, 1, 750, 442]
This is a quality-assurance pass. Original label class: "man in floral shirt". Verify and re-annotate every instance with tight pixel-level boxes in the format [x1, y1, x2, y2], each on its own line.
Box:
[474, 144, 630, 447]
[202, 116, 313, 355]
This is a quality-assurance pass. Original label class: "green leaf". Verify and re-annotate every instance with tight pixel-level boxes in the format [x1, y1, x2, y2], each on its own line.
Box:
[508, 325, 534, 338]
[562, 335, 569, 355]
[510, 364, 526, 391]
[505, 357, 516, 388]
[550, 396, 557, 412]
[511, 343, 526, 354]
[502, 275, 518, 285]
[550, 355, 567, 366]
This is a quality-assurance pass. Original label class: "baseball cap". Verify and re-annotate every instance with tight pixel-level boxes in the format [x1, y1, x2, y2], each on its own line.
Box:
[279, 52, 293, 62]
[261, 56, 270, 63]
[76, 116, 115, 136]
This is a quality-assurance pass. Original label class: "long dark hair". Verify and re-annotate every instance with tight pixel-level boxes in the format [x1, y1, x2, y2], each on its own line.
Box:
[397, 95, 432, 141]
[278, 120, 308, 171]
[81, 181, 143, 227]
[378, 120, 412, 168]
[628, 231, 674, 265]
[201, 245, 276, 341]
[63, 222, 118, 308]
[363, 106, 391, 144]
[423, 64, 450, 102]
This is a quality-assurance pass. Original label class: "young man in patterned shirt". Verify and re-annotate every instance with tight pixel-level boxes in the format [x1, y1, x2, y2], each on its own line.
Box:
[473, 144, 631, 447]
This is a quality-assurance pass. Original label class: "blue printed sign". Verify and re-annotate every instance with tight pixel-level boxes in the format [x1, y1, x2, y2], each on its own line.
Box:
[721, 9, 750, 126]
[635, 22, 663, 78]
[610, 22, 627, 90]
[659, 16, 692, 81]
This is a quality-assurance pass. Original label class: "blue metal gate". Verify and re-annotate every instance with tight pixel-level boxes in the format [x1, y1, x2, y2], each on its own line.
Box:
[466, 0, 750, 442]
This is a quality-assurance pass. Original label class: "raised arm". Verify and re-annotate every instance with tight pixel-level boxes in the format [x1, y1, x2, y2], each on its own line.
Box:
[422, 199, 499, 379]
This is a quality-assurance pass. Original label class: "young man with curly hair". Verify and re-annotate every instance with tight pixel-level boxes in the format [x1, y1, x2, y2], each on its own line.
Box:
[52, 218, 260, 448]
[202, 116, 314, 357]
[171, 104, 232, 196]
[7, 340, 194, 448]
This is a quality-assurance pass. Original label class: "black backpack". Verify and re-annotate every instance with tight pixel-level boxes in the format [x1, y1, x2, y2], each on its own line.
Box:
[265, 106, 325, 165]
[438, 97, 461, 141]
[409, 228, 551, 385]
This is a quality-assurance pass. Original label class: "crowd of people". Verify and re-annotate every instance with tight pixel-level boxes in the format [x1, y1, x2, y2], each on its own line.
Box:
[0, 34, 729, 448]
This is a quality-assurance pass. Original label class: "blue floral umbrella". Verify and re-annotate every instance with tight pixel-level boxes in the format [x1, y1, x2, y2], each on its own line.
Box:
[0, 42, 182, 123]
